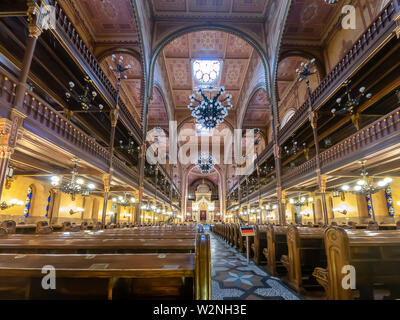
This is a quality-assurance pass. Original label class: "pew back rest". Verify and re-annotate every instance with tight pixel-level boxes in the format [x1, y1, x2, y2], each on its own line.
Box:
[1, 220, 16, 234]
[324, 227, 400, 299]
[80, 222, 88, 230]
[36, 221, 52, 234]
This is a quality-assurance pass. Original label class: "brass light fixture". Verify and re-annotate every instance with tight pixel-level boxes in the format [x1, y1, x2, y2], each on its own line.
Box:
[331, 80, 372, 130]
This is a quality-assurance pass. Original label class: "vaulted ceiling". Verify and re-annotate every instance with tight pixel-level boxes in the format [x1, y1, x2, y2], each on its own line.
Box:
[161, 30, 254, 124]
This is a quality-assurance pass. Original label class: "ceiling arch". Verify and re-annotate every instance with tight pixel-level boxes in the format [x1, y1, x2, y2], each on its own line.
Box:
[148, 24, 272, 105]
[148, 85, 170, 130]
[242, 87, 270, 130]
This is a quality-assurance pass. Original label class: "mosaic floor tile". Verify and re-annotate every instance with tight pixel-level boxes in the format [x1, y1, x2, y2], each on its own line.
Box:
[210, 231, 301, 300]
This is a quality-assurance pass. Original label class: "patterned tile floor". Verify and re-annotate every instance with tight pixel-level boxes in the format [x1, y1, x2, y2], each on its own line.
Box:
[210, 232, 301, 300]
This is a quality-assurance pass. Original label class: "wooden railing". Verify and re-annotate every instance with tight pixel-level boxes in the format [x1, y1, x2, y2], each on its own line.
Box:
[280, 106, 400, 188]
[278, 1, 398, 144]
[281, 158, 317, 187]
[48, 0, 143, 141]
[320, 106, 400, 169]
[0, 67, 142, 188]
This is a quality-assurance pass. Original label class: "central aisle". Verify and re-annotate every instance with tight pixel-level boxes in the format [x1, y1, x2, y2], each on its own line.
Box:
[209, 232, 300, 300]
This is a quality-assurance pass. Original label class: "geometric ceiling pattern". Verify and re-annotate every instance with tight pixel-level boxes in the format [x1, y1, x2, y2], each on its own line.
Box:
[161, 31, 254, 122]
[242, 88, 270, 129]
[276, 56, 304, 99]
[148, 87, 169, 129]
[151, 0, 270, 20]
[70, 0, 139, 44]
[283, 0, 340, 44]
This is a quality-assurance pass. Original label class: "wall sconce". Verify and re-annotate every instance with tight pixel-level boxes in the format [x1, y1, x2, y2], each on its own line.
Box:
[5, 164, 15, 190]
[0, 199, 24, 210]
[300, 209, 313, 217]
[69, 207, 85, 215]
[333, 204, 353, 215]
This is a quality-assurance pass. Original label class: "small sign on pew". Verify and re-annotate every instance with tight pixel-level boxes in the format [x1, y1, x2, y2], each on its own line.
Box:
[240, 226, 255, 237]
[240, 226, 255, 264]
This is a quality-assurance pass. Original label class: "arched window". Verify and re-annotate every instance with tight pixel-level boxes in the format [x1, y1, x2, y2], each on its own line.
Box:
[45, 190, 55, 218]
[385, 187, 395, 217]
[24, 185, 34, 217]
[280, 110, 296, 129]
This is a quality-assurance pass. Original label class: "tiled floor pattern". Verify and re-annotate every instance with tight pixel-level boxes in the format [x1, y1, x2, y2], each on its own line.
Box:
[210, 232, 301, 300]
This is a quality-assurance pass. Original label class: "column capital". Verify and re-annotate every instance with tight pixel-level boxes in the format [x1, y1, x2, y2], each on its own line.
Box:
[273, 143, 281, 159]
[103, 174, 111, 193]
[110, 108, 119, 127]
[320, 174, 327, 193]
[309, 111, 318, 129]
[394, 11, 400, 38]
[0, 146, 14, 159]
[27, 1, 43, 38]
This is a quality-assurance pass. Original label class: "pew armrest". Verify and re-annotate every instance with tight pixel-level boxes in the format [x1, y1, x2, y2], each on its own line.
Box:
[312, 267, 329, 297]
[280, 255, 289, 269]
[262, 248, 268, 259]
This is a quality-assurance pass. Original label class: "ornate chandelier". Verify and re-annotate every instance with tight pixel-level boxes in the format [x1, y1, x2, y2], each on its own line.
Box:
[331, 80, 372, 130]
[340, 160, 392, 195]
[51, 159, 96, 201]
[111, 193, 136, 207]
[196, 153, 216, 174]
[188, 86, 233, 130]
[65, 76, 104, 111]
[119, 136, 138, 155]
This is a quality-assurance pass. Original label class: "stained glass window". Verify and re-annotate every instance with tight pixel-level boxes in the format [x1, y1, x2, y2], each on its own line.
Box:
[192, 60, 221, 84]
[24, 186, 33, 217]
[45, 191, 52, 218]
[366, 195, 373, 218]
[385, 187, 395, 217]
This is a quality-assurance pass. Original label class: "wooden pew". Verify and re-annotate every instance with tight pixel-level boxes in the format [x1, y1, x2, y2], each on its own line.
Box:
[0, 238, 196, 254]
[15, 224, 36, 234]
[263, 225, 288, 277]
[251, 225, 268, 265]
[0, 234, 211, 300]
[228, 224, 234, 245]
[313, 227, 400, 300]
[280, 225, 326, 294]
[4, 231, 198, 240]
[233, 224, 240, 249]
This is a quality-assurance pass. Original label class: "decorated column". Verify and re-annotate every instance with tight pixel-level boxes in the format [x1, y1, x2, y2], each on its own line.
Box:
[101, 173, 110, 225]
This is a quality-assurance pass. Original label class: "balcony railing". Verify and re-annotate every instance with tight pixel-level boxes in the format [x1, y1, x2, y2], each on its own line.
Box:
[280, 106, 400, 189]
[278, 1, 398, 144]
[0, 66, 142, 187]
[320, 106, 400, 169]
[48, 0, 143, 141]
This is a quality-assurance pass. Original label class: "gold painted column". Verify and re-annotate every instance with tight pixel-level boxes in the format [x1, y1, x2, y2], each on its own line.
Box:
[356, 194, 369, 219]
[274, 143, 286, 225]
[137, 143, 146, 225]
[309, 111, 329, 225]
[326, 195, 335, 220]
[0, 3, 43, 201]
[49, 191, 62, 224]
[101, 174, 110, 226]
[371, 190, 388, 220]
